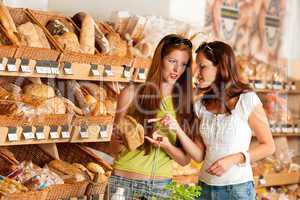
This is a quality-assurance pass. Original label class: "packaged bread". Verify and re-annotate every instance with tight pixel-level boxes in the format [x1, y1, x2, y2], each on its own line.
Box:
[36, 97, 66, 115]
[17, 22, 50, 48]
[79, 82, 107, 101]
[23, 83, 55, 99]
[79, 15, 95, 54]
[116, 115, 144, 151]
[72, 12, 110, 54]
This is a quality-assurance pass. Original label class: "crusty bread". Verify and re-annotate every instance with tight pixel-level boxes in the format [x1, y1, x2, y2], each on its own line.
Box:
[23, 84, 55, 99]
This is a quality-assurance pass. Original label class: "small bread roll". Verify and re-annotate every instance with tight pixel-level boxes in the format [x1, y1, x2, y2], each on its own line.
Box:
[87, 162, 105, 174]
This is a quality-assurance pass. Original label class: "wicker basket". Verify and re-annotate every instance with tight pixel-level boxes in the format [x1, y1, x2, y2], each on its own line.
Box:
[31, 114, 74, 126]
[5, 7, 60, 61]
[85, 179, 108, 199]
[0, 45, 17, 58]
[45, 181, 88, 200]
[0, 189, 48, 200]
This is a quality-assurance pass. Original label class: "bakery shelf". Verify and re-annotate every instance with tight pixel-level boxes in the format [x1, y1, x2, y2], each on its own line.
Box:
[254, 172, 300, 188]
[255, 89, 300, 95]
[272, 133, 300, 137]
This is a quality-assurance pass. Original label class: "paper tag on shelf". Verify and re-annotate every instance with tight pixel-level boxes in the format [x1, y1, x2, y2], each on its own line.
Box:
[123, 66, 131, 78]
[0, 58, 4, 71]
[63, 62, 72, 75]
[8, 133, 18, 141]
[80, 126, 89, 138]
[50, 61, 60, 75]
[100, 125, 109, 138]
[104, 65, 114, 76]
[23, 126, 35, 140]
[90, 64, 100, 76]
[36, 61, 52, 74]
[20, 59, 32, 73]
[35, 126, 45, 140]
[61, 126, 70, 138]
[50, 126, 59, 139]
[7, 58, 17, 72]
[138, 68, 146, 80]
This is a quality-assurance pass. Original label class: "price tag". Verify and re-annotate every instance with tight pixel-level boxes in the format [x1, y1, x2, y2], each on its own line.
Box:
[23, 126, 35, 140]
[50, 126, 59, 139]
[80, 126, 89, 138]
[63, 62, 72, 75]
[61, 126, 70, 138]
[104, 65, 114, 76]
[259, 178, 266, 185]
[7, 58, 17, 72]
[35, 126, 45, 140]
[20, 59, 32, 73]
[100, 125, 109, 138]
[138, 68, 146, 80]
[7, 127, 18, 141]
[36, 60, 51, 74]
[123, 66, 131, 78]
[50, 61, 60, 75]
[90, 64, 100, 76]
[0, 58, 4, 71]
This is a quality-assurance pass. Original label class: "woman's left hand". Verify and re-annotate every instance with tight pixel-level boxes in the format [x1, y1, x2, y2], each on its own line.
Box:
[207, 153, 244, 177]
[145, 130, 171, 149]
[148, 114, 184, 134]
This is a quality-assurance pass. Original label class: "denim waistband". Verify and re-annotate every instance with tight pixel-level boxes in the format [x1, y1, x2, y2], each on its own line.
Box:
[111, 175, 172, 185]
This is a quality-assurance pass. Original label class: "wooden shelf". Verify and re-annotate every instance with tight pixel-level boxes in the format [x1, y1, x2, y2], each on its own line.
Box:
[272, 133, 300, 137]
[254, 172, 300, 188]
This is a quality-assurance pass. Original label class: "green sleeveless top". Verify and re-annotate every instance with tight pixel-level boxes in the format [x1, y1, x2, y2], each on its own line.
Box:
[113, 96, 176, 178]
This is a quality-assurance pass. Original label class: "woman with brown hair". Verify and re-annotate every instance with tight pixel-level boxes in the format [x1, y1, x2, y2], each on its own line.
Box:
[156, 41, 275, 200]
[109, 34, 194, 199]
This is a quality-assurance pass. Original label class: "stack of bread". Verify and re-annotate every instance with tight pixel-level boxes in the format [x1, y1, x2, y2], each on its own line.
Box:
[0, 2, 50, 48]
[68, 80, 117, 116]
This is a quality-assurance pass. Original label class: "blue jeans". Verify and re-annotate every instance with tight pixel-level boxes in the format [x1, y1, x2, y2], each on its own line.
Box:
[197, 181, 256, 200]
[108, 175, 171, 199]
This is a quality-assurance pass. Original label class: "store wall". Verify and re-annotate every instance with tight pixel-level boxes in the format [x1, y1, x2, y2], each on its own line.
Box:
[4, 0, 48, 10]
[48, 0, 171, 21]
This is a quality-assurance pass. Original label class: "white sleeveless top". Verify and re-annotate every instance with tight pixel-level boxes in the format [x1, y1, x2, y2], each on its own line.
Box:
[194, 92, 262, 186]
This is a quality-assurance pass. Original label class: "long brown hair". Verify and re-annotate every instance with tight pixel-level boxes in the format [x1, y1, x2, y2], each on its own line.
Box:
[132, 34, 194, 154]
[195, 41, 252, 113]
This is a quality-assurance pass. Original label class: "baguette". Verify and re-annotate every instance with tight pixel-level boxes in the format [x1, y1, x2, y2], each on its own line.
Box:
[80, 15, 95, 54]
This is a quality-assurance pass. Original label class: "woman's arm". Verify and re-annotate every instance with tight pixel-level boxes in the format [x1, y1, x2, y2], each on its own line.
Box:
[146, 131, 191, 166]
[248, 105, 275, 162]
[114, 84, 135, 123]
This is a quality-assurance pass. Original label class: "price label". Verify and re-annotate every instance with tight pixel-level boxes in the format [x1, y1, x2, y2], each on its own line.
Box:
[36, 61, 51, 74]
[20, 59, 32, 73]
[61, 126, 70, 138]
[35, 126, 45, 140]
[80, 126, 89, 138]
[90, 64, 100, 76]
[123, 66, 131, 78]
[50, 61, 60, 75]
[7, 127, 18, 141]
[0, 58, 4, 71]
[50, 126, 59, 139]
[63, 62, 72, 75]
[23, 126, 35, 140]
[259, 178, 266, 185]
[138, 68, 146, 80]
[100, 125, 109, 138]
[104, 65, 114, 76]
[7, 58, 17, 72]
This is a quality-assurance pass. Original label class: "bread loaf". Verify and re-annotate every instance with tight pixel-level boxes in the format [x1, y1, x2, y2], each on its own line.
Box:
[23, 83, 55, 99]
[86, 162, 105, 174]
[104, 98, 117, 115]
[107, 33, 127, 57]
[80, 15, 95, 54]
[90, 101, 107, 116]
[46, 19, 69, 36]
[116, 115, 144, 151]
[17, 22, 50, 48]
[54, 32, 81, 52]
[73, 12, 110, 54]
[0, 2, 22, 46]
[36, 97, 66, 115]
[79, 82, 107, 101]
